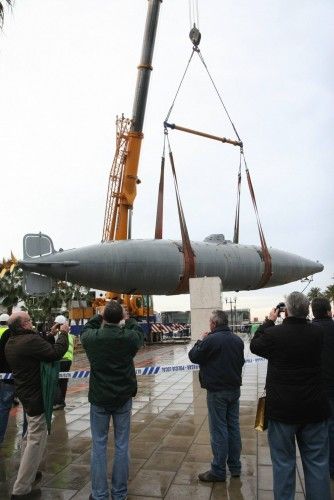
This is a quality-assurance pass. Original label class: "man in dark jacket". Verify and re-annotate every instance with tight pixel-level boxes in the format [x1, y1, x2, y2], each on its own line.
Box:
[81, 301, 144, 500]
[188, 309, 244, 482]
[0, 312, 14, 444]
[5, 311, 68, 499]
[251, 291, 331, 500]
[312, 296, 334, 479]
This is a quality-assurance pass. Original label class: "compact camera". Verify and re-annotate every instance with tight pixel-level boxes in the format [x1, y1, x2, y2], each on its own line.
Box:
[275, 302, 285, 316]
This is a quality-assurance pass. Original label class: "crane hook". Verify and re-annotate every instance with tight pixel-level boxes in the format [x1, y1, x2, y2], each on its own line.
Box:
[189, 23, 201, 47]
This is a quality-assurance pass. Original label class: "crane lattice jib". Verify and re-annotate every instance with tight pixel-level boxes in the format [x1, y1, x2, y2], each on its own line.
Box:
[102, 115, 132, 242]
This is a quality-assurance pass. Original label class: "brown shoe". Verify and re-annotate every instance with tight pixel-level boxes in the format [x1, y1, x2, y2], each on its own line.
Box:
[198, 470, 226, 482]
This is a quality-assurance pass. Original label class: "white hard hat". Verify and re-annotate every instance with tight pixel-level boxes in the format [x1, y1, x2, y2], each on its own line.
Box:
[0, 313, 9, 322]
[54, 315, 67, 325]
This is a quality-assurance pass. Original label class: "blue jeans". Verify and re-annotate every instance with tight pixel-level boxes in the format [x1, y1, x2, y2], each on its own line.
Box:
[0, 382, 15, 443]
[207, 388, 242, 479]
[90, 399, 132, 500]
[268, 419, 331, 500]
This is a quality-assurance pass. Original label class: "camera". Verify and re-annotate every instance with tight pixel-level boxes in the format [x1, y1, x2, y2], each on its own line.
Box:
[275, 302, 285, 316]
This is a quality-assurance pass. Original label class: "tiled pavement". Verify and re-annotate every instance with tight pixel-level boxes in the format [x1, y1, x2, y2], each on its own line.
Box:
[1, 337, 333, 499]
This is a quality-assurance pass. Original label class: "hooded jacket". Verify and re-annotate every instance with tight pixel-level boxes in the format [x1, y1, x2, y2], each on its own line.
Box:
[5, 328, 68, 416]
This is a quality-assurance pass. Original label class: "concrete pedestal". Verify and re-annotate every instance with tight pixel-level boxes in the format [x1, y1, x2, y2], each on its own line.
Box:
[189, 276, 222, 340]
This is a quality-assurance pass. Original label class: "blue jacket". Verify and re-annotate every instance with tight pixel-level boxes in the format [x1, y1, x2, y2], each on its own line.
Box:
[188, 326, 244, 391]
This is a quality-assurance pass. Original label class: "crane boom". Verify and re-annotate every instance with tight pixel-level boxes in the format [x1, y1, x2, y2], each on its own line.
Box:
[102, 0, 162, 242]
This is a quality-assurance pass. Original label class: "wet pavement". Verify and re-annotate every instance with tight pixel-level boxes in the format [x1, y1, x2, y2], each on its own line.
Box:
[1, 336, 333, 499]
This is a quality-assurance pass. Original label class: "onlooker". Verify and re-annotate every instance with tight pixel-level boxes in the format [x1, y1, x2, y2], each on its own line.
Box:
[0, 312, 14, 444]
[312, 296, 334, 479]
[5, 311, 68, 499]
[188, 309, 244, 482]
[250, 292, 331, 500]
[51, 315, 75, 410]
[81, 301, 144, 500]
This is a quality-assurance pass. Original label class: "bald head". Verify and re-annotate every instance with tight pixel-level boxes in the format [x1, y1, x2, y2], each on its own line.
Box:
[8, 311, 33, 332]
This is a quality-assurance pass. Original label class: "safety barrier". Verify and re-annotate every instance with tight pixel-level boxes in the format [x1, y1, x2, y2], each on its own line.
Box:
[0, 356, 265, 380]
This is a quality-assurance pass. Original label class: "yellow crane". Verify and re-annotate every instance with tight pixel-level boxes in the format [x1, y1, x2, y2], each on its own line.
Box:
[100, 0, 162, 318]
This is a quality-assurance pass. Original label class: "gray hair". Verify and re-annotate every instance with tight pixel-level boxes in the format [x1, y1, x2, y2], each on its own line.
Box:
[211, 309, 228, 327]
[7, 312, 25, 332]
[286, 291, 309, 318]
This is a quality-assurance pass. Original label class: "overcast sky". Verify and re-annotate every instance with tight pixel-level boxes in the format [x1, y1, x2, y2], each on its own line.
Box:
[0, 0, 333, 320]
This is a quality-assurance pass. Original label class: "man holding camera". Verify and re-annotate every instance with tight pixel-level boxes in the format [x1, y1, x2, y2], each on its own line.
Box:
[5, 311, 69, 499]
[81, 301, 144, 500]
[250, 291, 331, 500]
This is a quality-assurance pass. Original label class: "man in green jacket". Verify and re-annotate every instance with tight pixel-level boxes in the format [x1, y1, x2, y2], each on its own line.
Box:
[81, 301, 143, 500]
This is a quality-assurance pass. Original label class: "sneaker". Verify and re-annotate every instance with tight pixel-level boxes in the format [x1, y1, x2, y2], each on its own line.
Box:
[198, 470, 226, 482]
[53, 404, 65, 411]
[231, 473, 241, 478]
[11, 488, 41, 499]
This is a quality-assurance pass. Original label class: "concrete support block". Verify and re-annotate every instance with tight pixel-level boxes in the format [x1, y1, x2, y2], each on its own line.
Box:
[189, 277, 222, 340]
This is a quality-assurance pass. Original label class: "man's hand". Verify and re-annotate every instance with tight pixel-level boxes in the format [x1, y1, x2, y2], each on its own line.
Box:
[200, 331, 209, 340]
[122, 306, 129, 320]
[59, 323, 70, 335]
[268, 308, 279, 322]
[50, 323, 60, 336]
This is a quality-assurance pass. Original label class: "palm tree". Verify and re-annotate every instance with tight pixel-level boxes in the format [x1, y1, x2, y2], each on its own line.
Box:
[0, 267, 24, 314]
[324, 285, 334, 310]
[0, 0, 12, 28]
[307, 287, 323, 301]
[0, 265, 93, 325]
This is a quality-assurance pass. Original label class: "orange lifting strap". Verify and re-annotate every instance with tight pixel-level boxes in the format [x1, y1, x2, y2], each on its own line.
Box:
[154, 134, 196, 293]
[154, 153, 165, 240]
[245, 162, 272, 288]
[233, 152, 242, 244]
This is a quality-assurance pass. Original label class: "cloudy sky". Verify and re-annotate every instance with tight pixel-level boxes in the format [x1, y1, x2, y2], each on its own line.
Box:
[0, 0, 333, 320]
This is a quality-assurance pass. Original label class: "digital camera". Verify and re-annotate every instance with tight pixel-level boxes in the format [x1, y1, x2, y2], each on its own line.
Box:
[275, 302, 285, 316]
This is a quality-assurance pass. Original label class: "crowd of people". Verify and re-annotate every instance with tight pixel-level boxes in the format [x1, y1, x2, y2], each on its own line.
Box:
[0, 291, 333, 500]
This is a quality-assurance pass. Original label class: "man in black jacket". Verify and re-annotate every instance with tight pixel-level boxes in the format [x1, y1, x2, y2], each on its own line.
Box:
[312, 296, 334, 479]
[5, 311, 68, 499]
[0, 312, 14, 444]
[251, 291, 331, 500]
[188, 309, 244, 482]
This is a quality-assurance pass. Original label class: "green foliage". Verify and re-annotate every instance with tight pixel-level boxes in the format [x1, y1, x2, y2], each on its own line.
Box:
[0, 268, 92, 326]
[324, 285, 334, 305]
[0, 0, 12, 28]
[307, 287, 324, 301]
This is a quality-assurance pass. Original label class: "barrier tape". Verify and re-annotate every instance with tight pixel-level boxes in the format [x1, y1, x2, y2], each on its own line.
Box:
[0, 356, 265, 380]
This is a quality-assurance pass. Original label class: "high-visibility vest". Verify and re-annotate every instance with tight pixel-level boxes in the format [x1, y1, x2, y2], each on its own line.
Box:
[62, 334, 74, 362]
[0, 326, 8, 338]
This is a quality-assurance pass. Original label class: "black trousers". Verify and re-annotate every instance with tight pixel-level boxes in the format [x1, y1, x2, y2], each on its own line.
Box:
[54, 360, 72, 404]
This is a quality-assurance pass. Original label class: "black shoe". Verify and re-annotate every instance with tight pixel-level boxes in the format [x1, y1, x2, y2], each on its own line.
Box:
[198, 471, 226, 482]
[231, 472, 241, 478]
[32, 471, 42, 486]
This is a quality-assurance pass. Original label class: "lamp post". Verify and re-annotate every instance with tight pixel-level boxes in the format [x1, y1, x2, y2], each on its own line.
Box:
[225, 297, 237, 333]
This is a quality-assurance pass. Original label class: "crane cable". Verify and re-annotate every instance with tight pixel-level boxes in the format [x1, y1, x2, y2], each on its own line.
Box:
[188, 0, 199, 30]
[195, 48, 272, 286]
[157, 20, 272, 289]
